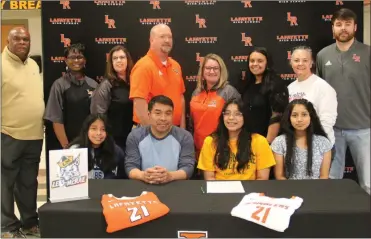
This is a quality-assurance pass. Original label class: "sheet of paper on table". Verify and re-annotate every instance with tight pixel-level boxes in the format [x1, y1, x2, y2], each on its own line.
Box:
[206, 181, 245, 193]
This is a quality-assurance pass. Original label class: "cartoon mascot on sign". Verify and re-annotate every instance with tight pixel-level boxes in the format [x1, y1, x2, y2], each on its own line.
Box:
[57, 153, 81, 187]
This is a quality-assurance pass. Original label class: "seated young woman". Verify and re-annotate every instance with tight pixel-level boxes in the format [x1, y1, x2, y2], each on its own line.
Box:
[271, 99, 332, 180]
[197, 98, 276, 180]
[68, 113, 126, 179]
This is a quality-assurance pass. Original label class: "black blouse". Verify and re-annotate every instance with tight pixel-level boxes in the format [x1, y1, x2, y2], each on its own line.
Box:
[240, 78, 288, 137]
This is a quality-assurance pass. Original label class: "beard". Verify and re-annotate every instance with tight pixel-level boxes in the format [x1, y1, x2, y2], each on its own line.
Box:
[160, 45, 172, 54]
[334, 30, 355, 43]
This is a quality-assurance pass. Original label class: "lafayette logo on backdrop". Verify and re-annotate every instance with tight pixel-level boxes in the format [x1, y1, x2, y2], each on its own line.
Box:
[1, 0, 41, 9]
[322, 14, 332, 22]
[287, 12, 298, 26]
[95, 37, 127, 44]
[231, 55, 249, 62]
[49, 18, 82, 25]
[94, 0, 125, 6]
[241, 1, 252, 8]
[185, 75, 198, 82]
[277, 34, 308, 42]
[230, 16, 263, 24]
[60, 34, 71, 47]
[241, 33, 253, 46]
[150, 0, 160, 9]
[185, 0, 216, 5]
[105, 15, 116, 28]
[196, 14, 207, 28]
[196, 53, 204, 66]
[280, 73, 296, 81]
[139, 18, 172, 25]
[185, 37, 217, 44]
[60, 0, 70, 9]
[50, 56, 65, 63]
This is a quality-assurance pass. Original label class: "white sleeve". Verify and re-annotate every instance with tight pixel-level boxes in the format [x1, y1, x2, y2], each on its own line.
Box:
[317, 82, 337, 142]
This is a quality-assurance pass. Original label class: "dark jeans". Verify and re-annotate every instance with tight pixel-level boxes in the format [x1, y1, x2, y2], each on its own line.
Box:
[1, 133, 42, 231]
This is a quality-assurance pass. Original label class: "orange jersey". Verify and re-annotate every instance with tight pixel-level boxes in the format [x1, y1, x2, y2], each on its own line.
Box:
[190, 84, 240, 152]
[129, 49, 185, 126]
[101, 191, 170, 233]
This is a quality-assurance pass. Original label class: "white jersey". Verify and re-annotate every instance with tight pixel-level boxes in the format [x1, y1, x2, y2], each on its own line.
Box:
[231, 193, 303, 232]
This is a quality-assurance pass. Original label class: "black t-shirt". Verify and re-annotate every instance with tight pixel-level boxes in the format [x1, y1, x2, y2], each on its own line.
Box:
[44, 73, 98, 142]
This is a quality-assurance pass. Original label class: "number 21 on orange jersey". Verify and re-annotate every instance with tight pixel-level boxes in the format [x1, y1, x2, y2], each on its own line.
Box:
[251, 206, 271, 223]
[127, 205, 150, 222]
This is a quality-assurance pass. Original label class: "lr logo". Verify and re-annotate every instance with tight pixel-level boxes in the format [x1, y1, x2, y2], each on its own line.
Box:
[150, 0, 160, 9]
[195, 14, 206, 28]
[105, 15, 116, 28]
[241, 33, 252, 46]
[60, 0, 70, 9]
[287, 51, 292, 60]
[196, 53, 204, 66]
[287, 12, 298, 26]
[336, 0, 343, 5]
[241, 0, 252, 8]
[60, 34, 71, 47]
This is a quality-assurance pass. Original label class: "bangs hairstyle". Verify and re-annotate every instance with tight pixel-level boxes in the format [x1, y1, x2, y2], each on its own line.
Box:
[68, 114, 116, 172]
[280, 99, 328, 178]
[196, 53, 229, 92]
[105, 45, 134, 85]
[211, 98, 254, 173]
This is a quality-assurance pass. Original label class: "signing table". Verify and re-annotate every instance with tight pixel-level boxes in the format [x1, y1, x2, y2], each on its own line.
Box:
[39, 179, 371, 238]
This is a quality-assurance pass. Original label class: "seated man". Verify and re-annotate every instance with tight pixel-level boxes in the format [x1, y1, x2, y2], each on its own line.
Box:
[125, 95, 195, 184]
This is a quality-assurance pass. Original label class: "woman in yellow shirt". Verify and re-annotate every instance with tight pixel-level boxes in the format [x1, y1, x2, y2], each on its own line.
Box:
[197, 98, 276, 180]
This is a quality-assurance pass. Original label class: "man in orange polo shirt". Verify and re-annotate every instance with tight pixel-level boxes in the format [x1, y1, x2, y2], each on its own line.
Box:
[129, 24, 186, 128]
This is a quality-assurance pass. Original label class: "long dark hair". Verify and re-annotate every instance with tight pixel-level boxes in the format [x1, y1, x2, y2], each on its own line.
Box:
[242, 47, 281, 95]
[68, 114, 116, 172]
[212, 98, 254, 173]
[280, 99, 328, 177]
[105, 45, 134, 86]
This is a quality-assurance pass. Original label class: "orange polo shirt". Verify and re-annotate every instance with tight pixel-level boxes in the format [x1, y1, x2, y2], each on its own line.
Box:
[129, 49, 185, 125]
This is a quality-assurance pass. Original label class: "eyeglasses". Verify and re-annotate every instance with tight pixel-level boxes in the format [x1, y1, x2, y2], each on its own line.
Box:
[204, 66, 220, 72]
[67, 55, 84, 60]
[222, 111, 243, 118]
[112, 56, 126, 61]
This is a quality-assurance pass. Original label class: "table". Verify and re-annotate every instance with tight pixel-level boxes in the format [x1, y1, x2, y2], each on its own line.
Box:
[38, 179, 371, 238]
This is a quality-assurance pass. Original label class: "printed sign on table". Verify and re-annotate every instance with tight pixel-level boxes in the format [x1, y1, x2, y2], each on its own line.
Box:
[49, 148, 89, 203]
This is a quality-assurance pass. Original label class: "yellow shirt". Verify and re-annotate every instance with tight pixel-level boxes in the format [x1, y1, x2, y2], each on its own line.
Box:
[1, 47, 45, 140]
[197, 134, 276, 180]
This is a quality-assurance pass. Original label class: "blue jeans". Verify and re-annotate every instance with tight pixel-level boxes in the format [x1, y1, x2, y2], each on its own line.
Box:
[330, 128, 370, 194]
